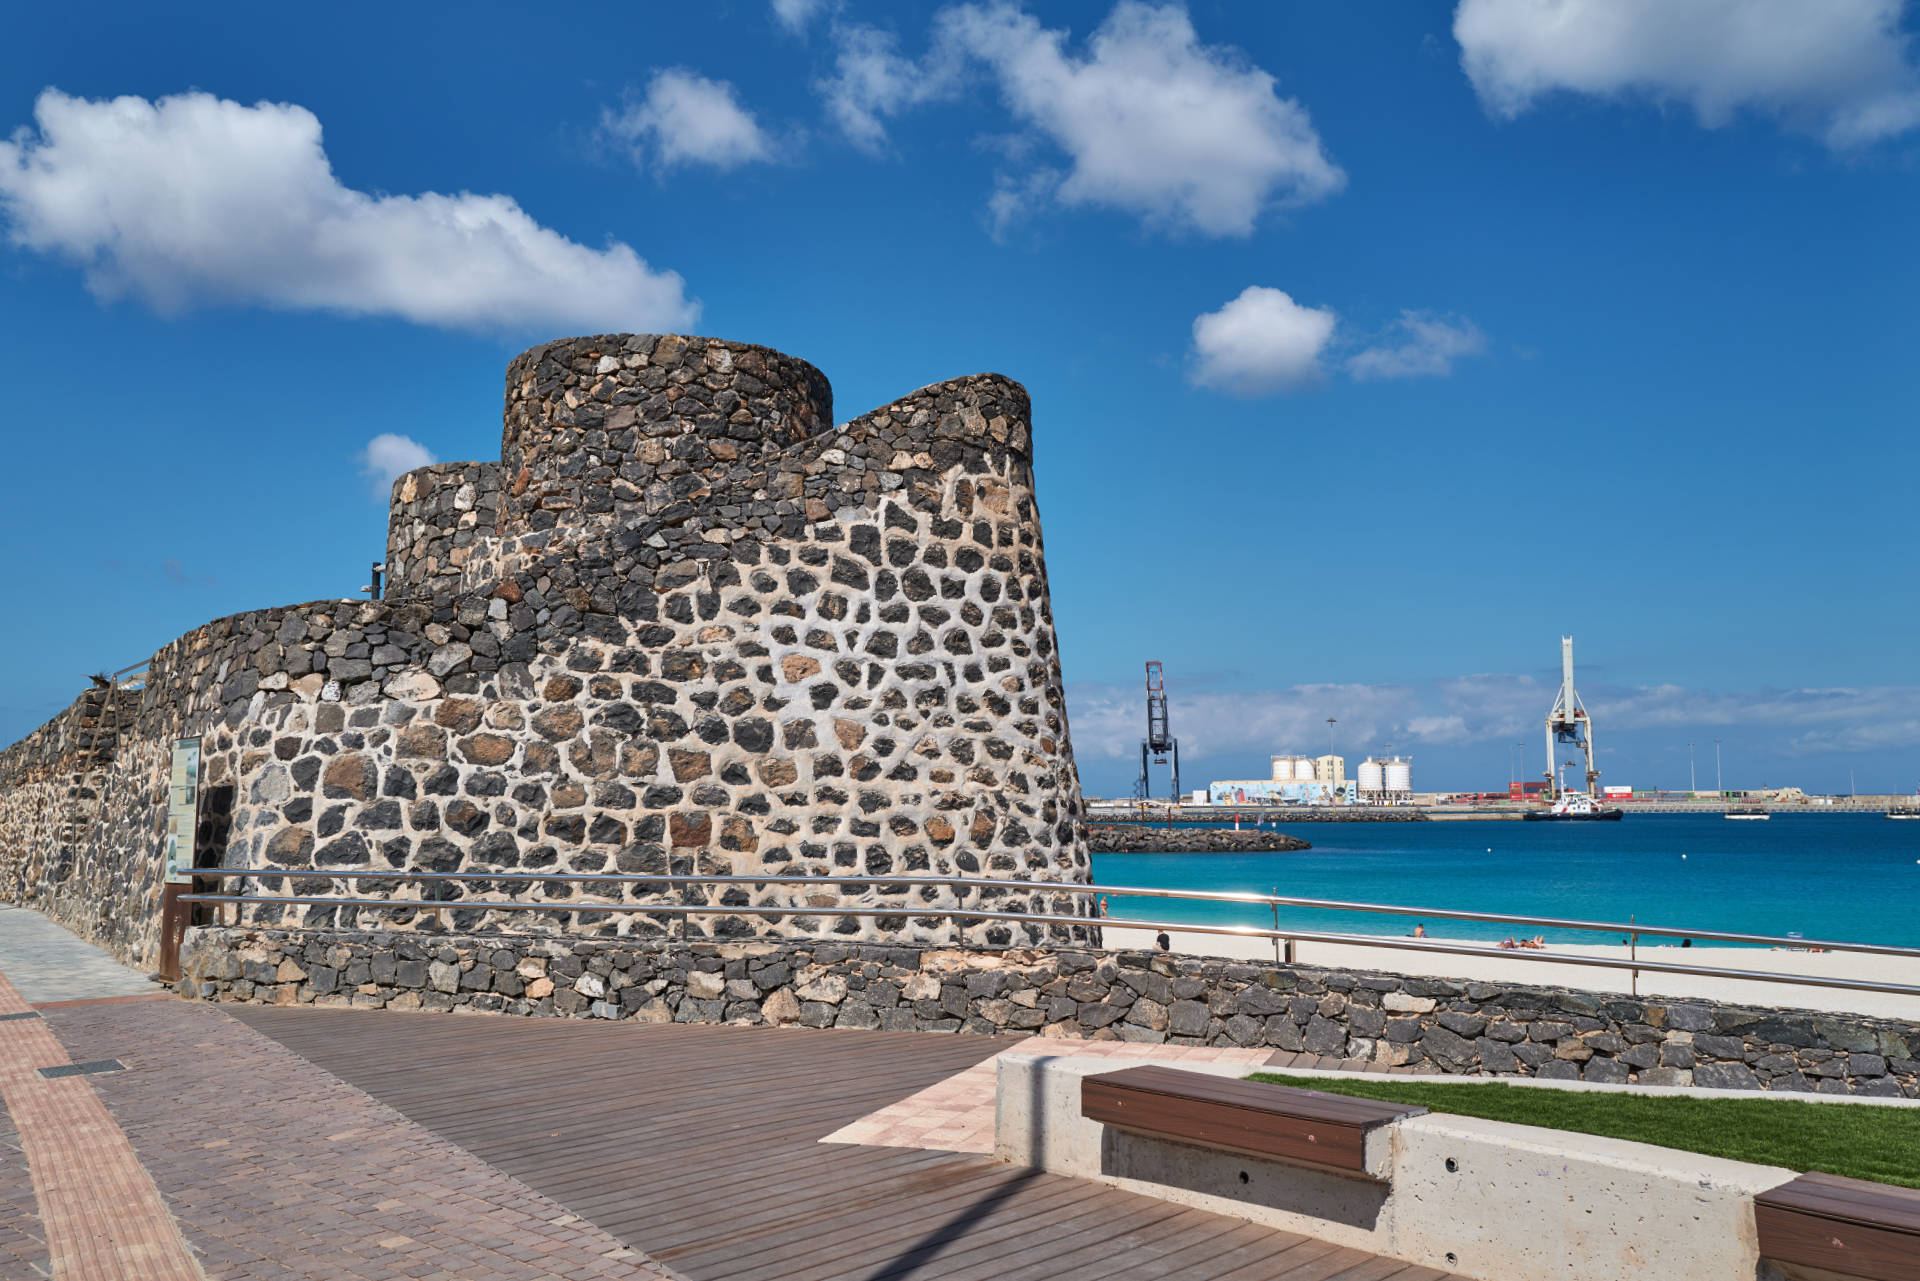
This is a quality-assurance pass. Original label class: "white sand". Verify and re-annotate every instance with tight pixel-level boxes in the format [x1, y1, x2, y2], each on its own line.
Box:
[1101, 926, 1920, 1021]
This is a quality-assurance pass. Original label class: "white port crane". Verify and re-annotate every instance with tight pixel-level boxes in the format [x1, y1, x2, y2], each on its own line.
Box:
[1544, 636, 1598, 800]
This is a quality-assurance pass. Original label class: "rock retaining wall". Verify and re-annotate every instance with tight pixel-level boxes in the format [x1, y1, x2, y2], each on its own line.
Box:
[178, 927, 1919, 1098]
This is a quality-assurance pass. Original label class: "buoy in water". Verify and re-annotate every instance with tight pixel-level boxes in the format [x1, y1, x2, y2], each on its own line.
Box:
[1682, 854, 1687, 860]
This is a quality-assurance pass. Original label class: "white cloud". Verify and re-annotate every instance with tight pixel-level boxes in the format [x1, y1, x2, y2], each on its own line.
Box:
[602, 70, 774, 170]
[939, 2, 1344, 235]
[818, 22, 968, 154]
[360, 433, 436, 496]
[1189, 286, 1337, 395]
[1454, 0, 1920, 147]
[820, 2, 1343, 234]
[0, 89, 698, 335]
[771, 0, 829, 33]
[1347, 311, 1486, 381]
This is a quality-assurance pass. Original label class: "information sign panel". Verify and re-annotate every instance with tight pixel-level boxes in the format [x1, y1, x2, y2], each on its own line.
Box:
[164, 737, 202, 884]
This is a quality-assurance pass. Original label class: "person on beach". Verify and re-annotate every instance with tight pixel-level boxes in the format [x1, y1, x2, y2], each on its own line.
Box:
[1097, 895, 1108, 918]
[1498, 937, 1517, 950]
[1412, 923, 1427, 938]
[1155, 931, 1171, 952]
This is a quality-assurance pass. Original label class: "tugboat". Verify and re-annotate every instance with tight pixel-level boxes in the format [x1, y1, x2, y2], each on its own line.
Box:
[1524, 791, 1623, 822]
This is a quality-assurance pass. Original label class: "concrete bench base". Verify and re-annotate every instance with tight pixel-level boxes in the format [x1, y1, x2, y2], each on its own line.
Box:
[996, 1054, 1800, 1281]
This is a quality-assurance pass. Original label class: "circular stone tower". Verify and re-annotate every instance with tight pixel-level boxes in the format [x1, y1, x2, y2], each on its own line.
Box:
[231, 335, 1095, 947]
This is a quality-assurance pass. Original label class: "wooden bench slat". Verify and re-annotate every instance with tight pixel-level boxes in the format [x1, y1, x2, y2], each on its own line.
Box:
[1085, 1066, 1424, 1128]
[1757, 1172, 1920, 1233]
[1756, 1173, 1920, 1281]
[1079, 1067, 1423, 1175]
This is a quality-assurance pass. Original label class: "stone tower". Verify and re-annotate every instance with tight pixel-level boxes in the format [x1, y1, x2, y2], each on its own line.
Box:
[187, 334, 1094, 948]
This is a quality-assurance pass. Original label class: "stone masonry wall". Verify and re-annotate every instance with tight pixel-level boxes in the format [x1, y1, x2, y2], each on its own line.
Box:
[179, 927, 1920, 1099]
[383, 461, 507, 599]
[0, 334, 1095, 965]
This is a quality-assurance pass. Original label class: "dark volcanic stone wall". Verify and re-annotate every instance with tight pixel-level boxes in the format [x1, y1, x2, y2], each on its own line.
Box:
[383, 461, 507, 599]
[1, 335, 1094, 965]
[180, 928, 1920, 1099]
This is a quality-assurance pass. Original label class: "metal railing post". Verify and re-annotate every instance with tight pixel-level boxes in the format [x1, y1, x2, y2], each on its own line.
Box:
[1630, 915, 1639, 997]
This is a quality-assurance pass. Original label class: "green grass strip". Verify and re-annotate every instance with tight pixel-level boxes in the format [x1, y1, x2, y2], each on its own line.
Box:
[1247, 1073, 1920, 1189]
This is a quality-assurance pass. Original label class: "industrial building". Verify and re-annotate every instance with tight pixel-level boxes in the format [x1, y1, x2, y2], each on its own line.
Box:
[1357, 756, 1414, 805]
[1206, 754, 1357, 806]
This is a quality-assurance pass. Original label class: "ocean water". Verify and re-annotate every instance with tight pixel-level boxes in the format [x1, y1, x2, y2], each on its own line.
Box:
[1090, 815, 1920, 948]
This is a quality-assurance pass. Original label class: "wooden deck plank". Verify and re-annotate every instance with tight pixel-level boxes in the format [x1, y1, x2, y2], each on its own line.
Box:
[233, 1006, 1458, 1281]
[1030, 1208, 1290, 1281]
[699, 1164, 1134, 1281]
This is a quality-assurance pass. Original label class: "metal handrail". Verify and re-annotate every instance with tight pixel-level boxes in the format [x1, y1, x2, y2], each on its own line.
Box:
[174, 890, 1920, 1000]
[178, 868, 1920, 960]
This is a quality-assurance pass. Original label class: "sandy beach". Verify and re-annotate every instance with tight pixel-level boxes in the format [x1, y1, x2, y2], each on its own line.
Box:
[1101, 925, 1920, 1021]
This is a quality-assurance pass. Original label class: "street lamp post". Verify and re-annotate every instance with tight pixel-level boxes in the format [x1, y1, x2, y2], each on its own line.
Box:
[1714, 738, 1722, 795]
[1689, 742, 1696, 794]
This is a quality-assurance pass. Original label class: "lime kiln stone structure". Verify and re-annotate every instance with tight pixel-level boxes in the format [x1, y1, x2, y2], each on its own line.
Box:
[0, 335, 1095, 965]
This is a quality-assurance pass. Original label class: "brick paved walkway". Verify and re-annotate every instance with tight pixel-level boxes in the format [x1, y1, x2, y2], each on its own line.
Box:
[0, 972, 204, 1280]
[0, 1092, 46, 1279]
[39, 998, 680, 1281]
[821, 1037, 1273, 1153]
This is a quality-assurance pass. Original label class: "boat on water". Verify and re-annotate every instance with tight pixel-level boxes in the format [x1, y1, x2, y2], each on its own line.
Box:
[1724, 806, 1770, 820]
[1890, 807, 1920, 820]
[1523, 791, 1622, 822]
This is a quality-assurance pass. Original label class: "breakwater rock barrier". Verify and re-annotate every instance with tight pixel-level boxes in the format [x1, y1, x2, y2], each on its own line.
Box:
[1092, 808, 1427, 825]
[1088, 825, 1310, 854]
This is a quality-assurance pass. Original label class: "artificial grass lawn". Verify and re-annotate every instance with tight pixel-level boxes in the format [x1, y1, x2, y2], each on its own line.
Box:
[1247, 1073, 1920, 1189]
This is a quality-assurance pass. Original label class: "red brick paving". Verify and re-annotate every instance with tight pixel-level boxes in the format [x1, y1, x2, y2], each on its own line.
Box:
[39, 998, 680, 1281]
[0, 1097, 48, 1279]
[0, 974, 205, 1279]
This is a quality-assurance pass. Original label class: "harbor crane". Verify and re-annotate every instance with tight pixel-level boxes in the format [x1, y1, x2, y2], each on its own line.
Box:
[1544, 636, 1599, 800]
[1137, 661, 1181, 803]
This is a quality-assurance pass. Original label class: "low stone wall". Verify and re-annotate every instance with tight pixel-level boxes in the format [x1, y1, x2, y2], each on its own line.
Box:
[178, 927, 1919, 1098]
[1087, 826, 1310, 853]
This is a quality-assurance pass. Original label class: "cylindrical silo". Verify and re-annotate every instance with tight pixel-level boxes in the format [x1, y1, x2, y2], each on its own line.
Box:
[1384, 758, 1412, 795]
[1358, 758, 1385, 795]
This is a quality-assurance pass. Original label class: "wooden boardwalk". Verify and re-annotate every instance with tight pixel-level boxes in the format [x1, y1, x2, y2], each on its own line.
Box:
[236, 1008, 1459, 1281]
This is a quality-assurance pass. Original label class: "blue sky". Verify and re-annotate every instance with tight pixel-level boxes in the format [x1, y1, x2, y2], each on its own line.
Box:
[2, 1, 1916, 797]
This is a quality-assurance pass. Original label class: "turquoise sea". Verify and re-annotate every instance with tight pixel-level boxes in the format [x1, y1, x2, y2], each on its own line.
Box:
[1091, 815, 1920, 948]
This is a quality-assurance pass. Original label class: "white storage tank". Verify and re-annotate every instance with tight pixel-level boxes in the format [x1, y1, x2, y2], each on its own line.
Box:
[1358, 758, 1385, 795]
[1384, 757, 1412, 795]
[1270, 754, 1316, 782]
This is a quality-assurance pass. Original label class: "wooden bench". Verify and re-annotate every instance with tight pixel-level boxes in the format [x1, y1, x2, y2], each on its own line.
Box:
[1079, 1066, 1424, 1176]
[1755, 1172, 1920, 1281]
